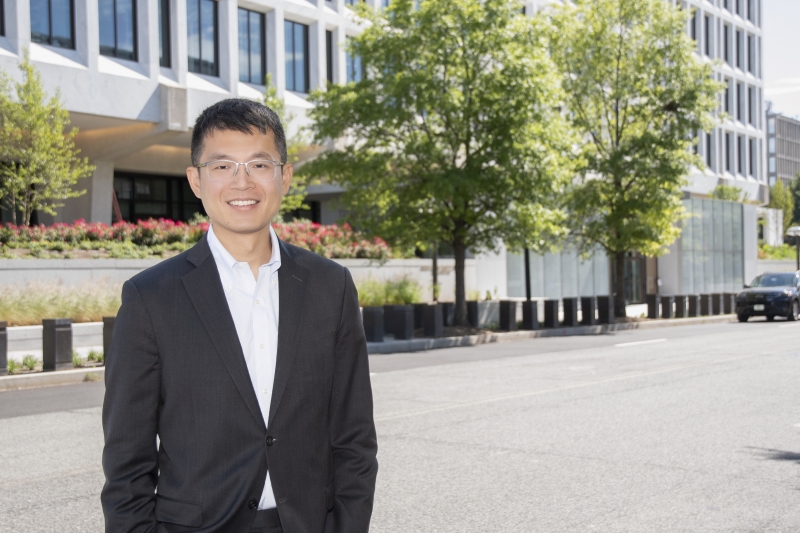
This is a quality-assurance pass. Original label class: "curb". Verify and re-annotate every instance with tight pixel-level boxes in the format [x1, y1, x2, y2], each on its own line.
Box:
[0, 367, 104, 392]
[367, 314, 736, 354]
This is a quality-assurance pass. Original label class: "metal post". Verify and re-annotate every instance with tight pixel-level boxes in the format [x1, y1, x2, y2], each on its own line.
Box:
[432, 242, 438, 302]
[0, 321, 7, 376]
[42, 318, 73, 371]
[524, 248, 531, 301]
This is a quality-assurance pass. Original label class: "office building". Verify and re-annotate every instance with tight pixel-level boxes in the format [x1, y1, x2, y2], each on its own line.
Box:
[766, 106, 800, 188]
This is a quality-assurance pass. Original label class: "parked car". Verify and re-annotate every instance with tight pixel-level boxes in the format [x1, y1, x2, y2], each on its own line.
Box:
[735, 271, 800, 322]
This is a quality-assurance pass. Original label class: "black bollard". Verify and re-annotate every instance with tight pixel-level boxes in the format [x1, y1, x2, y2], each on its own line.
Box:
[43, 318, 73, 371]
[580, 297, 596, 326]
[521, 301, 539, 330]
[711, 293, 723, 315]
[647, 294, 661, 319]
[0, 321, 7, 376]
[362, 307, 384, 343]
[543, 300, 559, 328]
[424, 304, 443, 338]
[467, 301, 479, 328]
[597, 296, 614, 324]
[674, 295, 687, 318]
[723, 293, 736, 314]
[413, 303, 427, 329]
[687, 295, 700, 317]
[102, 316, 115, 364]
[386, 305, 414, 340]
[661, 296, 675, 319]
[499, 300, 518, 331]
[699, 294, 712, 316]
[562, 298, 579, 327]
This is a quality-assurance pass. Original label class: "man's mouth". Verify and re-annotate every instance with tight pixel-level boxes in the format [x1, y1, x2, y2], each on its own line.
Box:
[228, 200, 259, 206]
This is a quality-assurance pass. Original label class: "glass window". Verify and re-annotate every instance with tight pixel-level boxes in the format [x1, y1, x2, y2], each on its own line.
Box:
[114, 173, 205, 222]
[159, 0, 171, 68]
[725, 133, 732, 172]
[768, 117, 775, 134]
[690, 10, 696, 41]
[749, 138, 756, 176]
[285, 20, 309, 93]
[723, 25, 730, 64]
[99, 0, 137, 60]
[736, 82, 743, 122]
[768, 137, 775, 154]
[736, 30, 742, 68]
[31, 0, 74, 49]
[346, 37, 363, 83]
[326, 30, 333, 84]
[704, 16, 711, 57]
[724, 79, 731, 113]
[706, 132, 712, 168]
[0, 1, 4, 37]
[188, 0, 218, 76]
[238, 8, 265, 84]
[737, 135, 744, 174]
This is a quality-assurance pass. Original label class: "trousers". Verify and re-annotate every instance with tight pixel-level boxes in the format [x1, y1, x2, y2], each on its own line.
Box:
[249, 508, 282, 533]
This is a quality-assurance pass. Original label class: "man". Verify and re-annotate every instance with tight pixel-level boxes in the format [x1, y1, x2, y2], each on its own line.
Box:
[102, 99, 378, 533]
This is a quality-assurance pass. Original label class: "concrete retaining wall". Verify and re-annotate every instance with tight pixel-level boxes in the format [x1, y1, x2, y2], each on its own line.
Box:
[757, 260, 798, 275]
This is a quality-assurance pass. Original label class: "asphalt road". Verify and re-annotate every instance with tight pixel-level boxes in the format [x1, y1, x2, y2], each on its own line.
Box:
[1, 318, 799, 532]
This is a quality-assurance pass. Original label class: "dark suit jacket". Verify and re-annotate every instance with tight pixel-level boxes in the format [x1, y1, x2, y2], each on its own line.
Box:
[101, 235, 378, 533]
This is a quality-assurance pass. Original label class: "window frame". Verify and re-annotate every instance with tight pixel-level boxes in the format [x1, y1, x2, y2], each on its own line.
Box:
[187, 0, 219, 77]
[284, 20, 310, 93]
[99, 0, 138, 61]
[30, 0, 76, 49]
[159, 0, 171, 68]
[238, 7, 266, 85]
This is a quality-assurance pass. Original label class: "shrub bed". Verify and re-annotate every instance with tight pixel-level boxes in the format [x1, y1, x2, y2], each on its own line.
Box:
[0, 218, 391, 260]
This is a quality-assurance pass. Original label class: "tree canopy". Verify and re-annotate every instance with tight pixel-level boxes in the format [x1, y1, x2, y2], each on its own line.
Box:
[302, 0, 574, 324]
[546, 0, 723, 316]
[0, 51, 94, 225]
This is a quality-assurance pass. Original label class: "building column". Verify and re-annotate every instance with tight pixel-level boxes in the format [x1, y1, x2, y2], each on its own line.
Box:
[56, 161, 114, 224]
[218, 0, 239, 95]
[266, 8, 286, 97]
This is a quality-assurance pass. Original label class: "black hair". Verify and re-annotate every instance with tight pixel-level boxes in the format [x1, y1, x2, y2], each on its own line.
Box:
[190, 98, 287, 166]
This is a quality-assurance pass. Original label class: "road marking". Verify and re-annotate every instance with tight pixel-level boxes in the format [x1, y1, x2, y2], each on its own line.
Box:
[375, 353, 759, 423]
[779, 323, 800, 328]
[614, 338, 667, 348]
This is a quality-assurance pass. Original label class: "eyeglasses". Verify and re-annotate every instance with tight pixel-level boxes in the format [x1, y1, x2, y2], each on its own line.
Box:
[196, 159, 284, 182]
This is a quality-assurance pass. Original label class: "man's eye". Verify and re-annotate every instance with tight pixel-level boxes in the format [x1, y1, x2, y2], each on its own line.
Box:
[251, 163, 269, 169]
[211, 164, 231, 171]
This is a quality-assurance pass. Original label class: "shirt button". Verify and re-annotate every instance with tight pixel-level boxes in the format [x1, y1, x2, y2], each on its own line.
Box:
[259, 343, 264, 349]
[255, 300, 259, 305]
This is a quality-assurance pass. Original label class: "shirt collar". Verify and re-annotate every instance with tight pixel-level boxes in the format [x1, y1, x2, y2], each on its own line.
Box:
[207, 224, 282, 274]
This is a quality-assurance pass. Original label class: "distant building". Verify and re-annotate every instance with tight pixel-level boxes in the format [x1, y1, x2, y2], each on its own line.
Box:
[766, 107, 800, 188]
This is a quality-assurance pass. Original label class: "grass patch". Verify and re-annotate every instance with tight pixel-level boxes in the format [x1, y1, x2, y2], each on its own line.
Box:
[87, 349, 104, 364]
[356, 276, 423, 307]
[72, 351, 86, 368]
[7, 358, 20, 374]
[21, 354, 39, 371]
[0, 280, 121, 326]
[758, 243, 797, 260]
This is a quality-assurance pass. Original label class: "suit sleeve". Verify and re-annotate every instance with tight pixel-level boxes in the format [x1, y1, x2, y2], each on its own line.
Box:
[325, 268, 379, 533]
[101, 280, 161, 533]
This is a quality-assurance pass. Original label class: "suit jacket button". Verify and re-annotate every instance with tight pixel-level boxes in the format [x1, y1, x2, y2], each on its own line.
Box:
[248, 499, 258, 510]
[266, 436, 274, 446]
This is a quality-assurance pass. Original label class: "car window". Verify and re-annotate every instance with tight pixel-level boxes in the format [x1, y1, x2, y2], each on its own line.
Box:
[749, 273, 796, 287]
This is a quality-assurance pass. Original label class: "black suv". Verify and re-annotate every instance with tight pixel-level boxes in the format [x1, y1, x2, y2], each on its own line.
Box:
[736, 271, 800, 322]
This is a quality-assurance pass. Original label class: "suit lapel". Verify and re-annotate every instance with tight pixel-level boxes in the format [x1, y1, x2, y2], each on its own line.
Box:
[268, 240, 310, 428]
[182, 236, 267, 433]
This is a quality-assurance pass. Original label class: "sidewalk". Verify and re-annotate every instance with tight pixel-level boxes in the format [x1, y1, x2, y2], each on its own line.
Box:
[1, 314, 735, 390]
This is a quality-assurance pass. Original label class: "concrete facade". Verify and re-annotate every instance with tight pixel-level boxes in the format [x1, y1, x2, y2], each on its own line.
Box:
[0, 0, 376, 225]
[766, 108, 800, 188]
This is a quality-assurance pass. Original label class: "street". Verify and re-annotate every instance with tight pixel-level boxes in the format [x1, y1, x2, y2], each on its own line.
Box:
[1, 320, 799, 532]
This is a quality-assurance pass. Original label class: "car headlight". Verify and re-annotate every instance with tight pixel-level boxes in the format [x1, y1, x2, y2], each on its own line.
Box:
[783, 289, 792, 296]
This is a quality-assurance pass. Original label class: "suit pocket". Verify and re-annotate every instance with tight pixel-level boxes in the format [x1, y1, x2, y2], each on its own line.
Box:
[298, 316, 337, 343]
[155, 495, 203, 528]
[325, 483, 335, 511]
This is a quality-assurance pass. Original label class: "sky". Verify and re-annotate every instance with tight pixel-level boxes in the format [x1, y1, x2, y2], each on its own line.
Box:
[763, 0, 800, 118]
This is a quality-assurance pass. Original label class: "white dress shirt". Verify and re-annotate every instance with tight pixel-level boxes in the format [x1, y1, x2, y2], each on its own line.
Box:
[207, 224, 281, 510]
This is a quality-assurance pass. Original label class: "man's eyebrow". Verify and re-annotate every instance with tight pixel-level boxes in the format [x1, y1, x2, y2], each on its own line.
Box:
[250, 151, 280, 160]
[205, 151, 279, 161]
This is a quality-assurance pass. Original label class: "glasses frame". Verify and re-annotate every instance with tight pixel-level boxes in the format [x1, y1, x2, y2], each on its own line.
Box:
[196, 159, 285, 182]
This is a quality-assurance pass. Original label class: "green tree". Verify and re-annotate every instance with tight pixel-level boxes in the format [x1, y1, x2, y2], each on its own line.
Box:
[789, 174, 800, 226]
[768, 179, 795, 236]
[546, 0, 723, 317]
[302, 0, 574, 325]
[0, 51, 94, 225]
[262, 73, 311, 217]
[710, 184, 744, 203]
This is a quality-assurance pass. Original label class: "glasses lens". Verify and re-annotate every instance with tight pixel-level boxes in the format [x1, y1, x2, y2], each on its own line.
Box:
[247, 160, 278, 182]
[207, 161, 237, 182]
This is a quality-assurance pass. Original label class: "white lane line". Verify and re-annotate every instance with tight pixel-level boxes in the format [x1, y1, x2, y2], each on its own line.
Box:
[374, 353, 759, 423]
[614, 338, 667, 348]
[779, 323, 800, 328]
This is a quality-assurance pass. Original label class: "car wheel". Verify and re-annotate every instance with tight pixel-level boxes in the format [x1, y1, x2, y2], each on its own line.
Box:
[767, 315, 775, 322]
[737, 313, 749, 323]
[790, 301, 800, 322]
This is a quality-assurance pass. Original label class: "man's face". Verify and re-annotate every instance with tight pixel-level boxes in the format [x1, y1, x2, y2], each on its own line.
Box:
[186, 128, 292, 237]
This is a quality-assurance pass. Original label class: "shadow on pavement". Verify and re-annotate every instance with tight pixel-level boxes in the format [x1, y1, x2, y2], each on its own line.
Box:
[747, 447, 800, 464]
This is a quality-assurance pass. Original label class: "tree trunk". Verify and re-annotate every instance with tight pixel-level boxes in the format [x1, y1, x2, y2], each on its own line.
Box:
[453, 239, 468, 327]
[614, 251, 627, 319]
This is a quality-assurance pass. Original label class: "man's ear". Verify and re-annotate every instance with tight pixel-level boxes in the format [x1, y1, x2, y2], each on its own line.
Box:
[186, 166, 202, 199]
[281, 164, 294, 196]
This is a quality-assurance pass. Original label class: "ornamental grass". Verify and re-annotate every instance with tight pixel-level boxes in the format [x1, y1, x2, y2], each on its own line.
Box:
[0, 280, 122, 326]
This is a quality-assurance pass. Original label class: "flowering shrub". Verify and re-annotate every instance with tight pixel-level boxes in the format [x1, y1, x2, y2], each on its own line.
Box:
[0, 218, 390, 260]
